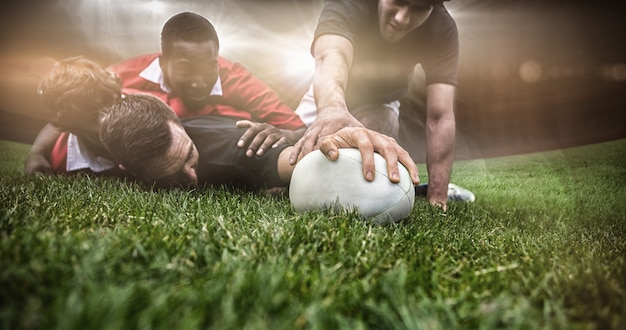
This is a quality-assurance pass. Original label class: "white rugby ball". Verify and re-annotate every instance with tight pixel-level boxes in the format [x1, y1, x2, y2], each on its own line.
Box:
[289, 148, 415, 224]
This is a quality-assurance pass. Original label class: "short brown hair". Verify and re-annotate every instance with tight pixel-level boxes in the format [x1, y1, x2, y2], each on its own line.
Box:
[99, 94, 181, 178]
[38, 56, 121, 126]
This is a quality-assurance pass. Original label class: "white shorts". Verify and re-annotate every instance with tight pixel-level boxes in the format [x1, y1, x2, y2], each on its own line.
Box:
[295, 84, 400, 126]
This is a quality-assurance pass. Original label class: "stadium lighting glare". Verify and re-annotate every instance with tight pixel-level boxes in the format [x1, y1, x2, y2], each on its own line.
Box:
[284, 53, 315, 78]
[146, 0, 167, 15]
[209, 1, 318, 92]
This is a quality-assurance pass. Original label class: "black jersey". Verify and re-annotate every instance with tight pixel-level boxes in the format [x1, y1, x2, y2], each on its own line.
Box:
[314, 0, 459, 107]
[182, 115, 289, 189]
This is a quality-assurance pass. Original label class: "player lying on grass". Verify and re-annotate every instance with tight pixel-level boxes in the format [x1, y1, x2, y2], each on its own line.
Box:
[25, 55, 304, 178]
[99, 93, 419, 190]
[25, 11, 307, 176]
[25, 56, 419, 189]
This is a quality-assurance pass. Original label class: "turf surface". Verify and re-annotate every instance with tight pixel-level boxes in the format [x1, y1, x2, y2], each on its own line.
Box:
[1, 139, 624, 329]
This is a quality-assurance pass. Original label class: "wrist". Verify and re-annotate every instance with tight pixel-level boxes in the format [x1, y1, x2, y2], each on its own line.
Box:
[318, 103, 349, 115]
[426, 182, 448, 204]
[282, 127, 306, 144]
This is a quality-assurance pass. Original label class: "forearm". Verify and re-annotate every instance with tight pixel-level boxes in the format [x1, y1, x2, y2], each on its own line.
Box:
[426, 113, 455, 206]
[24, 123, 63, 175]
[312, 35, 353, 116]
[313, 62, 349, 115]
[421, 83, 457, 207]
[289, 35, 359, 161]
[28, 123, 62, 158]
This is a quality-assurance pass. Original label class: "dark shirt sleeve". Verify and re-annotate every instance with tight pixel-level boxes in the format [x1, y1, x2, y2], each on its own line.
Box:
[312, 0, 459, 104]
[312, 0, 373, 50]
[182, 115, 289, 189]
[420, 5, 459, 86]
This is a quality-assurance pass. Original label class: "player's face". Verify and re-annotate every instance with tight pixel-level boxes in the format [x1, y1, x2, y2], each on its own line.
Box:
[378, 0, 434, 43]
[143, 121, 200, 188]
[160, 40, 219, 111]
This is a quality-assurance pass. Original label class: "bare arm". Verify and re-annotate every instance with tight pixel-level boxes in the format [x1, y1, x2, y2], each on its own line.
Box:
[289, 34, 363, 164]
[424, 83, 456, 209]
[24, 123, 62, 175]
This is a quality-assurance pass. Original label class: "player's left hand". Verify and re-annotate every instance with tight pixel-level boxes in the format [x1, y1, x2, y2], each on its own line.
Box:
[236, 120, 288, 157]
[318, 126, 419, 185]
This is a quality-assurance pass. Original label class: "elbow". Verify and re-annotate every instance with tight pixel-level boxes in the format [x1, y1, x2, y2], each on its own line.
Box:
[427, 104, 455, 123]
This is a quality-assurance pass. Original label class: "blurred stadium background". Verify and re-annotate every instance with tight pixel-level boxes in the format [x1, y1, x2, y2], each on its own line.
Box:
[0, 0, 624, 159]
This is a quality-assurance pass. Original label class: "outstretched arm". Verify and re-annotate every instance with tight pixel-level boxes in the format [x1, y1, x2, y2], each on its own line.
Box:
[424, 83, 456, 209]
[289, 34, 363, 165]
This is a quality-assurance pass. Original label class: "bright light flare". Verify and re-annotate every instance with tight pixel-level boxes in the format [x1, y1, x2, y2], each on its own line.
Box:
[519, 60, 543, 83]
[146, 0, 167, 15]
[284, 53, 315, 79]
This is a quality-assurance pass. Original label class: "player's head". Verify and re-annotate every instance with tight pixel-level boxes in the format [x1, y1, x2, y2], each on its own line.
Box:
[378, 0, 441, 43]
[99, 94, 199, 188]
[38, 56, 121, 147]
[160, 12, 220, 111]
[161, 11, 220, 56]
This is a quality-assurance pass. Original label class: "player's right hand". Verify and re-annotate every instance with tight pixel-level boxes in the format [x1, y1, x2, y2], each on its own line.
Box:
[289, 110, 363, 165]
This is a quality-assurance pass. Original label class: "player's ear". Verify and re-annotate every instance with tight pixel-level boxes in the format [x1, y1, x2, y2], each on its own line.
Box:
[159, 54, 166, 71]
[118, 163, 140, 178]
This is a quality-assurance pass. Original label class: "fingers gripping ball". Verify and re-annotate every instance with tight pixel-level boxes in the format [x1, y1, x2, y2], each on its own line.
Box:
[289, 149, 415, 224]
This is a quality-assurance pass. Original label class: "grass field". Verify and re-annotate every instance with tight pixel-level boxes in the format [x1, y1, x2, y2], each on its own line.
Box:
[1, 139, 624, 329]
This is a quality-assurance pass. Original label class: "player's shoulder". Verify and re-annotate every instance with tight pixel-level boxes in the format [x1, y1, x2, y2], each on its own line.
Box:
[218, 56, 248, 71]
[218, 56, 256, 81]
[430, 4, 457, 27]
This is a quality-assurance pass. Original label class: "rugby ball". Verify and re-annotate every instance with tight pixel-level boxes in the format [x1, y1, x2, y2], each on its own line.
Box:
[289, 148, 415, 224]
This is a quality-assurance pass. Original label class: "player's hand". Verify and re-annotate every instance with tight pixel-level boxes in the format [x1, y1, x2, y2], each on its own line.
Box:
[24, 152, 53, 175]
[289, 110, 363, 165]
[236, 120, 288, 157]
[318, 126, 419, 185]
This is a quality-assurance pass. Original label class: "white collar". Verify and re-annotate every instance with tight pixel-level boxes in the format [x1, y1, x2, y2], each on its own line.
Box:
[66, 134, 115, 172]
[138, 56, 223, 96]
